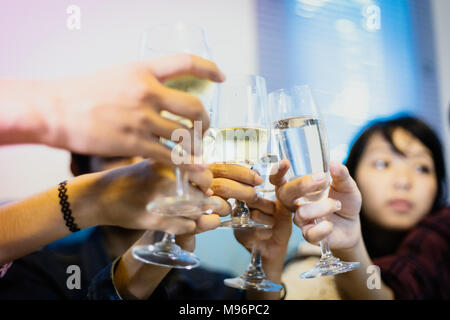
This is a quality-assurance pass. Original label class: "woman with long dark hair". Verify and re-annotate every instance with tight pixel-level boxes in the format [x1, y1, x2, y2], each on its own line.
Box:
[278, 115, 449, 299]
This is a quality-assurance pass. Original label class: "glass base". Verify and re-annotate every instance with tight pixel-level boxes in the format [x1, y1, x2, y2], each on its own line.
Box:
[132, 243, 200, 269]
[146, 196, 221, 218]
[218, 216, 272, 230]
[224, 276, 282, 292]
[300, 255, 360, 279]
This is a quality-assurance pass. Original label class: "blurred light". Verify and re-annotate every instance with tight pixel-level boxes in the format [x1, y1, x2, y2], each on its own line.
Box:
[295, 0, 330, 18]
[298, 0, 327, 7]
[329, 82, 370, 124]
[335, 19, 357, 34]
[330, 144, 349, 163]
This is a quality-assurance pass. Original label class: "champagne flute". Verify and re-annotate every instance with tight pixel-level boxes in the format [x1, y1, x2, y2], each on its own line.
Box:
[269, 85, 360, 278]
[209, 74, 272, 230]
[132, 23, 220, 269]
[223, 153, 283, 291]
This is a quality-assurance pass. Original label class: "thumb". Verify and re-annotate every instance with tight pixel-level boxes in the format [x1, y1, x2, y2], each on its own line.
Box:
[269, 159, 290, 187]
[329, 161, 359, 194]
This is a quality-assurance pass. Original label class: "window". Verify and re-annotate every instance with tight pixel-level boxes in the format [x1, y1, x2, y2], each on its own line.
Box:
[257, 0, 442, 257]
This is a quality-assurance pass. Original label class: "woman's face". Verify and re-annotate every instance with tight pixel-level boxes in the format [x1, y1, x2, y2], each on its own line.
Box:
[355, 128, 438, 231]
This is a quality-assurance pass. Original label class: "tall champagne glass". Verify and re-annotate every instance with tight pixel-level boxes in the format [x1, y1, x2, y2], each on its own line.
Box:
[269, 85, 360, 278]
[223, 153, 283, 291]
[132, 23, 220, 269]
[209, 74, 272, 230]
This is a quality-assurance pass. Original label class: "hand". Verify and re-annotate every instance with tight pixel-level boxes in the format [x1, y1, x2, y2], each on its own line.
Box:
[113, 212, 221, 300]
[174, 163, 267, 252]
[273, 160, 362, 251]
[208, 163, 273, 213]
[82, 159, 214, 235]
[44, 54, 225, 168]
[208, 163, 291, 284]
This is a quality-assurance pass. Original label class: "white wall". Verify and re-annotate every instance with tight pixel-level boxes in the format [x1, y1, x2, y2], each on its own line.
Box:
[431, 0, 450, 201]
[0, 0, 258, 275]
[0, 0, 258, 200]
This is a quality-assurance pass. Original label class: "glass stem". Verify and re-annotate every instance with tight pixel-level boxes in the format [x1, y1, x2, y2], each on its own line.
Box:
[161, 232, 176, 245]
[233, 200, 250, 219]
[175, 167, 189, 198]
[315, 218, 333, 259]
[250, 245, 263, 271]
[244, 243, 266, 280]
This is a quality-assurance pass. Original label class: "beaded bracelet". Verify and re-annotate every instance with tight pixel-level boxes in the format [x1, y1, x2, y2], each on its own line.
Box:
[58, 181, 80, 232]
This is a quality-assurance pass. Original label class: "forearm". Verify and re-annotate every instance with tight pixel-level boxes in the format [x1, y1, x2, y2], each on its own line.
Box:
[333, 238, 394, 300]
[0, 79, 58, 145]
[0, 173, 99, 264]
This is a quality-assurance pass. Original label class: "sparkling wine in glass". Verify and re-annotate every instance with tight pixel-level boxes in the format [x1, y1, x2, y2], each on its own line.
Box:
[208, 74, 272, 230]
[270, 85, 360, 278]
[132, 22, 220, 269]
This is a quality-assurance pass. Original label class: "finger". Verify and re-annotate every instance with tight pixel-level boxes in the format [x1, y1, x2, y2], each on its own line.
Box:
[188, 169, 213, 194]
[296, 198, 342, 222]
[195, 214, 221, 234]
[138, 139, 174, 166]
[208, 196, 231, 216]
[247, 196, 275, 215]
[250, 209, 275, 227]
[146, 54, 226, 83]
[148, 216, 197, 235]
[209, 163, 263, 186]
[210, 178, 259, 203]
[234, 228, 273, 248]
[277, 172, 329, 209]
[329, 161, 359, 194]
[154, 85, 210, 134]
[301, 220, 333, 244]
[269, 159, 290, 187]
[148, 112, 204, 159]
[160, 121, 205, 160]
[145, 109, 191, 141]
[139, 143, 206, 172]
[175, 233, 195, 252]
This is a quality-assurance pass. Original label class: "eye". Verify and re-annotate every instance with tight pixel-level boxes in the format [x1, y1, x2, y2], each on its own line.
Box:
[415, 164, 431, 174]
[373, 159, 389, 170]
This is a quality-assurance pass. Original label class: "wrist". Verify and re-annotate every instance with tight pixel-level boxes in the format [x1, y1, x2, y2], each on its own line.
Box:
[114, 248, 171, 300]
[333, 236, 364, 262]
[37, 78, 74, 149]
[65, 172, 104, 229]
[262, 260, 284, 284]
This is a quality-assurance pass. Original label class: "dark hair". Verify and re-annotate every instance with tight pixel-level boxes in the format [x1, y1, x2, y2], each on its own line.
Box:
[70, 153, 131, 176]
[70, 153, 93, 176]
[345, 114, 447, 213]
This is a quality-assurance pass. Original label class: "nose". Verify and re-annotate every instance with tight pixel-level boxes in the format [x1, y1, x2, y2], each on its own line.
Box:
[392, 166, 413, 191]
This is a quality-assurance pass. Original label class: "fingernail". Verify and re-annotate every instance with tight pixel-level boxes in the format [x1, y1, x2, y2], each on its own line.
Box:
[335, 200, 342, 211]
[312, 171, 326, 182]
[206, 188, 214, 197]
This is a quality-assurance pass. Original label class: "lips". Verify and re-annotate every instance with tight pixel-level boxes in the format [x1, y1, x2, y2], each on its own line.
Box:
[388, 199, 413, 212]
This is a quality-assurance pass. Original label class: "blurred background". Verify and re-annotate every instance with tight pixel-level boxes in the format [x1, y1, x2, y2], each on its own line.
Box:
[1, 0, 449, 277]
